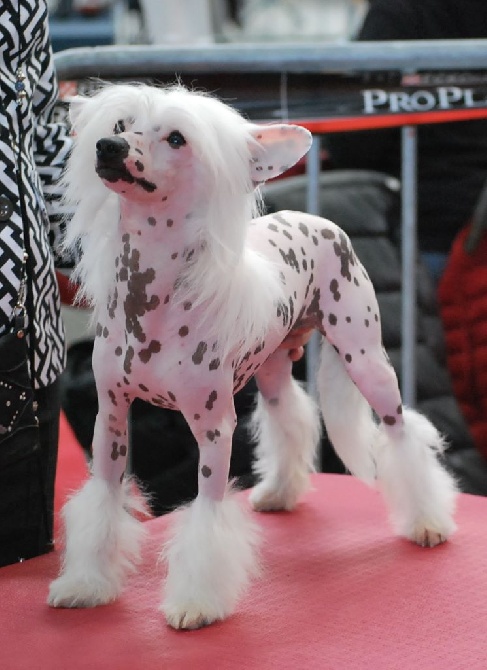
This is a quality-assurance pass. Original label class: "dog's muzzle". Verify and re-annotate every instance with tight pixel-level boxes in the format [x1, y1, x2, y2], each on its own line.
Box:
[96, 136, 133, 183]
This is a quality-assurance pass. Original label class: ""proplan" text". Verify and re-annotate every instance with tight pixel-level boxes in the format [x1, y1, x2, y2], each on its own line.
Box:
[362, 86, 475, 114]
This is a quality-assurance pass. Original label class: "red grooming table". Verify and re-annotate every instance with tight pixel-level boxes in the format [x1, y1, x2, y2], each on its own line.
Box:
[1, 473, 486, 670]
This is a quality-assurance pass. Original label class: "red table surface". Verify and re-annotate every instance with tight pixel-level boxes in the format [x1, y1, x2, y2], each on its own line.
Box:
[1, 473, 486, 670]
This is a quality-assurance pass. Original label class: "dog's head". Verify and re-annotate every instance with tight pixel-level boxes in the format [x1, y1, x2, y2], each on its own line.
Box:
[64, 84, 312, 310]
[68, 84, 312, 208]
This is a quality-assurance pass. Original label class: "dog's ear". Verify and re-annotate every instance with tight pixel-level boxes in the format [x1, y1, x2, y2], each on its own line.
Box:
[249, 124, 312, 183]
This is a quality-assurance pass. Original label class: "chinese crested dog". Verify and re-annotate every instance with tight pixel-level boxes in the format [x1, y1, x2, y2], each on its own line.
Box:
[48, 83, 457, 629]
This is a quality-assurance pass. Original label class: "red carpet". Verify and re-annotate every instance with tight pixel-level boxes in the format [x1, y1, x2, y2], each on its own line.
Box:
[54, 412, 90, 532]
[1, 463, 487, 669]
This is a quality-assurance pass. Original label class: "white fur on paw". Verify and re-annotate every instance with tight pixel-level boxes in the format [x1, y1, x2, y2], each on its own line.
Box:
[48, 574, 119, 608]
[163, 603, 221, 630]
[411, 528, 448, 548]
[249, 482, 299, 512]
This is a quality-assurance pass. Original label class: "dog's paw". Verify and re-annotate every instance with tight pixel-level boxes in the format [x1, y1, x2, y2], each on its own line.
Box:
[411, 528, 448, 548]
[48, 574, 120, 608]
[249, 482, 299, 512]
[162, 602, 221, 630]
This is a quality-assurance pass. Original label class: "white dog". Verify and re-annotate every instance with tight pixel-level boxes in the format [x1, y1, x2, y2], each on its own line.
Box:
[48, 84, 457, 629]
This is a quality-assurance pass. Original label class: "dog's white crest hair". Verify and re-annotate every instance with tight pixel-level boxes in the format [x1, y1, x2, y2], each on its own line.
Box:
[62, 83, 311, 358]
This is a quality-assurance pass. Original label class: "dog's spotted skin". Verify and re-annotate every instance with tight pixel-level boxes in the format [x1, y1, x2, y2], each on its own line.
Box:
[90, 197, 402, 494]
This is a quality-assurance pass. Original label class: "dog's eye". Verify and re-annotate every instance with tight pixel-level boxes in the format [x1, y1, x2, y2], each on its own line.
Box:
[167, 131, 186, 149]
[113, 119, 125, 135]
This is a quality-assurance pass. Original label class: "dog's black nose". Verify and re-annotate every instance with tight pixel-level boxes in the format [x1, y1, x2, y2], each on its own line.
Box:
[96, 136, 130, 163]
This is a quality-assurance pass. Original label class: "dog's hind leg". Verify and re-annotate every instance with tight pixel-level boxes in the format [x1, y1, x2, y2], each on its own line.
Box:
[317, 337, 457, 547]
[162, 393, 259, 630]
[48, 391, 147, 608]
[249, 349, 320, 512]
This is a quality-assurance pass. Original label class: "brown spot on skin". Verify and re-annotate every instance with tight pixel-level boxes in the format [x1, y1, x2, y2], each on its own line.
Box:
[273, 213, 292, 227]
[269, 398, 279, 406]
[329, 313, 337, 326]
[305, 287, 324, 323]
[108, 391, 117, 406]
[183, 301, 192, 311]
[96, 323, 103, 337]
[168, 391, 176, 402]
[124, 346, 134, 374]
[111, 443, 119, 461]
[330, 279, 340, 302]
[205, 390, 218, 410]
[206, 431, 216, 442]
[119, 242, 160, 343]
[279, 247, 300, 273]
[192, 341, 208, 364]
[148, 217, 156, 226]
[167, 219, 174, 227]
[365, 319, 370, 327]
[209, 358, 220, 371]
[333, 231, 356, 282]
[107, 287, 118, 320]
[171, 252, 178, 260]
[283, 230, 292, 240]
[119, 444, 127, 457]
[361, 349, 365, 355]
[139, 339, 161, 363]
[139, 384, 149, 392]
[299, 222, 309, 237]
[194, 413, 200, 420]
[268, 239, 277, 247]
[179, 325, 189, 337]
[397, 405, 403, 414]
[164, 295, 170, 304]
[346, 316, 351, 323]
[103, 327, 109, 338]
[383, 416, 397, 426]
[268, 223, 278, 232]
[321, 228, 335, 240]
[115, 346, 123, 356]
[345, 353, 352, 363]
[201, 465, 212, 478]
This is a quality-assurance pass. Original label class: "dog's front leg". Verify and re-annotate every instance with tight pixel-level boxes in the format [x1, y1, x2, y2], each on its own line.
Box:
[162, 393, 259, 630]
[48, 390, 147, 608]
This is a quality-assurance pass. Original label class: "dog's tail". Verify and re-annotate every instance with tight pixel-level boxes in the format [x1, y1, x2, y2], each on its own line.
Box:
[316, 337, 379, 486]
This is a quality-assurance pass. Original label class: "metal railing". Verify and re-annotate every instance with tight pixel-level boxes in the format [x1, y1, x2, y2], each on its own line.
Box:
[54, 40, 487, 405]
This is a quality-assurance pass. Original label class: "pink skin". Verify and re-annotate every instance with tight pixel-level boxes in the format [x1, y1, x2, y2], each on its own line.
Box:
[90, 126, 404, 502]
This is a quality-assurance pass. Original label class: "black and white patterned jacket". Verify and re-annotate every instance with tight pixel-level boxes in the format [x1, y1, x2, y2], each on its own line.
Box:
[0, 0, 71, 387]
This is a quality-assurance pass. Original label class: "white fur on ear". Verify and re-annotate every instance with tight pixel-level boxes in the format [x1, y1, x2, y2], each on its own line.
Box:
[68, 96, 90, 130]
[249, 124, 313, 183]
